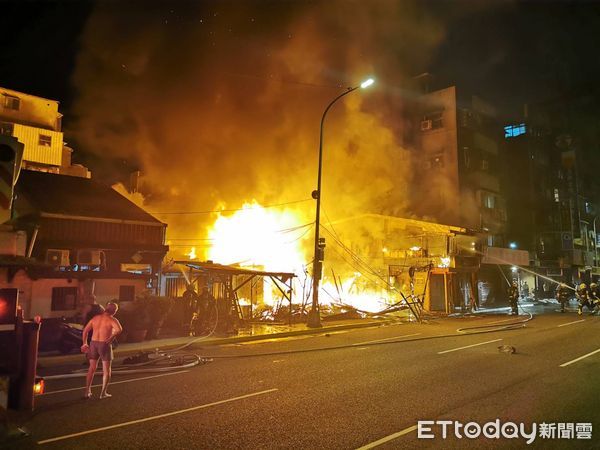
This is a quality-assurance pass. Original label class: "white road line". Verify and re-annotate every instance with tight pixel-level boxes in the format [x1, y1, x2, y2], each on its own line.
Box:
[41, 370, 190, 396]
[356, 425, 417, 449]
[37, 388, 278, 445]
[353, 333, 422, 346]
[558, 319, 586, 328]
[437, 338, 502, 355]
[560, 348, 600, 368]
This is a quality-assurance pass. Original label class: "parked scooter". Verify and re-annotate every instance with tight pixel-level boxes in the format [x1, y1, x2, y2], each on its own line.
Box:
[57, 320, 84, 354]
[57, 317, 119, 354]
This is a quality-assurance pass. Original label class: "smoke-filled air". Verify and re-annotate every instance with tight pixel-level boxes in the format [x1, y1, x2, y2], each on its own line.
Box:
[68, 0, 460, 309]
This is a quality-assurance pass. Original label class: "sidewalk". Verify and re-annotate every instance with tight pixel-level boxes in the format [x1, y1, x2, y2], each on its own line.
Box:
[37, 317, 399, 368]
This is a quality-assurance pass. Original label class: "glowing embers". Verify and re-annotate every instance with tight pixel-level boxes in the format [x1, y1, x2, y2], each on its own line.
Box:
[33, 377, 45, 395]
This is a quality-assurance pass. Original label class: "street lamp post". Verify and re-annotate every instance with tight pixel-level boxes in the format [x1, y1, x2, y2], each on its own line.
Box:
[594, 216, 598, 267]
[307, 78, 374, 328]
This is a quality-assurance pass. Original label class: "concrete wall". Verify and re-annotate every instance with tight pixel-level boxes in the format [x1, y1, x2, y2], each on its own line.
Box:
[0, 269, 148, 319]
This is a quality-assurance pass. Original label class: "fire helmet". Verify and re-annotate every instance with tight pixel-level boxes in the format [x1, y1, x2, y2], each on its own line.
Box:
[591, 283, 597, 289]
[579, 283, 587, 290]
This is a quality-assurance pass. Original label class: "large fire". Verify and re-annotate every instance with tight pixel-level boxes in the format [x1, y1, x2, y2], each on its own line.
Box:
[207, 201, 309, 273]
[202, 201, 395, 313]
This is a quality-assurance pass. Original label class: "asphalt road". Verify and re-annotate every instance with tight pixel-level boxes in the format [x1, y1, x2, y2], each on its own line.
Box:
[7, 307, 600, 449]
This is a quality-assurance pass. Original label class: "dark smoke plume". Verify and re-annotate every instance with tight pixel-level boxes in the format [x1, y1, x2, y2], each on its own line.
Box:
[69, 0, 460, 258]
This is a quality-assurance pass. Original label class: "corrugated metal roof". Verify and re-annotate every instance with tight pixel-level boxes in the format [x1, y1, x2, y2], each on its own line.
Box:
[331, 213, 470, 235]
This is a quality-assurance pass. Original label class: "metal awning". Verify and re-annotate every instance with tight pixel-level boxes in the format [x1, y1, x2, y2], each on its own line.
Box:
[173, 260, 296, 279]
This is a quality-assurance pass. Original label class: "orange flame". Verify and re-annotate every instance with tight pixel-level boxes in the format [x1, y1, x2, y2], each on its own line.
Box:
[205, 202, 397, 312]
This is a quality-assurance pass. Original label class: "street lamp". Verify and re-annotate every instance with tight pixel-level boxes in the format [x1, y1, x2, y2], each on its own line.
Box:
[307, 77, 375, 328]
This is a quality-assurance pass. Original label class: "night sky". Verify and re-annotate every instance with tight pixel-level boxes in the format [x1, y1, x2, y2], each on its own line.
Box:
[1, 0, 600, 181]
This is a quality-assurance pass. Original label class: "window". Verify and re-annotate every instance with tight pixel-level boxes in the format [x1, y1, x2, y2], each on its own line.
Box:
[3, 95, 20, 111]
[554, 188, 560, 203]
[0, 122, 13, 136]
[119, 285, 135, 302]
[463, 147, 471, 168]
[481, 159, 489, 171]
[422, 111, 443, 131]
[504, 123, 526, 138]
[38, 134, 52, 146]
[51, 287, 78, 311]
[482, 193, 495, 209]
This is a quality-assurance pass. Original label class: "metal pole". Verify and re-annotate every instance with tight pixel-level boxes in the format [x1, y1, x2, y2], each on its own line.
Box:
[594, 216, 598, 267]
[307, 86, 359, 328]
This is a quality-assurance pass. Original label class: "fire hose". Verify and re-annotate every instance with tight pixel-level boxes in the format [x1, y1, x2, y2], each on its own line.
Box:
[188, 313, 535, 360]
[44, 307, 533, 379]
[44, 303, 221, 380]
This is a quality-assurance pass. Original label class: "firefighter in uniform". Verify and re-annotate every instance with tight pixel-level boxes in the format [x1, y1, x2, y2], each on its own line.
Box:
[576, 283, 594, 315]
[589, 282, 600, 315]
[555, 283, 571, 313]
[508, 280, 519, 315]
[182, 283, 199, 331]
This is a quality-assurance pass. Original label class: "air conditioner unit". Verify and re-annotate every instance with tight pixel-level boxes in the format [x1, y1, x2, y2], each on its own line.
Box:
[78, 250, 102, 266]
[46, 249, 70, 267]
[420, 120, 433, 131]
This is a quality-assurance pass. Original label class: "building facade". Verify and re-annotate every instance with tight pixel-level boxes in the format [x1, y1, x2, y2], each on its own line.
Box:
[503, 103, 600, 295]
[0, 86, 89, 177]
[408, 86, 507, 244]
[0, 170, 168, 319]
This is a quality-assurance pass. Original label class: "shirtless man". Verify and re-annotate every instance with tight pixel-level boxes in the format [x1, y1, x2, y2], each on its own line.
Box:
[81, 302, 122, 399]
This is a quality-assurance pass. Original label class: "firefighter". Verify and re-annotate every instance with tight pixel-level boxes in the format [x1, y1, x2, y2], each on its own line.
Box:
[182, 283, 199, 329]
[555, 283, 571, 313]
[589, 282, 600, 315]
[508, 280, 519, 315]
[576, 283, 594, 315]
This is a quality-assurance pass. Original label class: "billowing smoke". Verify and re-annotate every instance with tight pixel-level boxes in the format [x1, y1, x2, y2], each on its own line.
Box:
[68, 1, 454, 259]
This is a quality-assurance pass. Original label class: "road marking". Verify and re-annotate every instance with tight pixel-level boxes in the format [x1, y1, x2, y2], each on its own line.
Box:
[560, 348, 600, 367]
[356, 425, 417, 449]
[353, 333, 422, 346]
[437, 338, 502, 355]
[558, 319, 586, 328]
[41, 370, 190, 396]
[37, 388, 278, 445]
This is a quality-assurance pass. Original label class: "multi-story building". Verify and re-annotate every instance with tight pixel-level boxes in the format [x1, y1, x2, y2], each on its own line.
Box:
[402, 84, 529, 309]
[0, 86, 89, 177]
[0, 169, 168, 319]
[407, 86, 507, 244]
[503, 103, 599, 295]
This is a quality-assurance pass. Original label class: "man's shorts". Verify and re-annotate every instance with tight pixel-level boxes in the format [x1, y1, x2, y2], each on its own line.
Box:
[88, 340, 113, 361]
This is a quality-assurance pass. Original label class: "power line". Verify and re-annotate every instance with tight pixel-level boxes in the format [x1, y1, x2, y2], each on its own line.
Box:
[150, 198, 312, 215]
[165, 222, 314, 244]
[169, 223, 313, 246]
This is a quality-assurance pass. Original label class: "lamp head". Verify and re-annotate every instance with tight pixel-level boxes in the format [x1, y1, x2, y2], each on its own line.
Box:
[360, 78, 375, 89]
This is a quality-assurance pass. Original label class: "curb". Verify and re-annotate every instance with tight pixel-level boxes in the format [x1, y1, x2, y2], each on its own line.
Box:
[37, 319, 390, 368]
